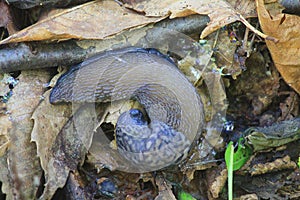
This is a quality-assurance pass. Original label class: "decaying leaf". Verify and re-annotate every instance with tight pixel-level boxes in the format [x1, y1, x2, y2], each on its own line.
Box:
[0, 111, 10, 156]
[154, 176, 177, 200]
[256, 0, 300, 94]
[250, 155, 297, 176]
[124, 0, 257, 38]
[206, 164, 227, 199]
[31, 90, 72, 199]
[278, 91, 299, 121]
[235, 170, 292, 199]
[210, 30, 243, 79]
[31, 74, 71, 173]
[32, 89, 105, 199]
[0, 70, 51, 199]
[0, 0, 165, 44]
[1, 0, 262, 46]
[227, 0, 257, 18]
[244, 118, 300, 152]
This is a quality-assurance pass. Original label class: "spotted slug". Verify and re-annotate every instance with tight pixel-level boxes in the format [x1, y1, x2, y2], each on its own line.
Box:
[50, 47, 204, 170]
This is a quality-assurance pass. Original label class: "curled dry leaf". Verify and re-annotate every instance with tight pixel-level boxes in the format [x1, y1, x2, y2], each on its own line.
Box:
[124, 0, 256, 38]
[250, 155, 297, 176]
[256, 0, 300, 94]
[0, 70, 51, 199]
[0, 0, 165, 45]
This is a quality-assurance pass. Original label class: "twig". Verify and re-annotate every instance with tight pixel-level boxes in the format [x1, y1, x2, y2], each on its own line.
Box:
[238, 14, 279, 43]
[0, 15, 209, 73]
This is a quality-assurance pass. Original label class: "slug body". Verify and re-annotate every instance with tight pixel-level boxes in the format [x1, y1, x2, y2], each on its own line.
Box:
[50, 47, 204, 171]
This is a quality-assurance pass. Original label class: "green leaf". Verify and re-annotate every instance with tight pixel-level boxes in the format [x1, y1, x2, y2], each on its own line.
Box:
[225, 138, 253, 200]
[231, 138, 253, 171]
[225, 141, 234, 200]
[178, 190, 196, 200]
[225, 138, 252, 171]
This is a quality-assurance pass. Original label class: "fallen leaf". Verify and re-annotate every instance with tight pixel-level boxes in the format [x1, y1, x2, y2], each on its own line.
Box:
[0, 103, 10, 161]
[0, 157, 12, 199]
[227, 0, 257, 18]
[154, 176, 177, 200]
[124, 0, 256, 38]
[250, 155, 297, 176]
[31, 90, 72, 199]
[256, 0, 300, 94]
[0, 70, 51, 199]
[0, 112, 10, 156]
[209, 30, 243, 79]
[206, 164, 227, 199]
[0, 0, 165, 45]
[32, 89, 105, 199]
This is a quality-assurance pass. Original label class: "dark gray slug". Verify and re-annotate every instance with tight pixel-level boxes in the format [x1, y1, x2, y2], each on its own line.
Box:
[50, 47, 204, 170]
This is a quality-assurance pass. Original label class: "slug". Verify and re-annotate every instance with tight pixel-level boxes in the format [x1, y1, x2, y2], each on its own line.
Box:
[50, 47, 204, 170]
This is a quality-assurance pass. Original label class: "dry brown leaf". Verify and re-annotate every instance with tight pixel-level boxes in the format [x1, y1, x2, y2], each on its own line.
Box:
[0, 102, 10, 157]
[0, 157, 12, 199]
[31, 90, 72, 173]
[0, 113, 10, 156]
[0, 0, 165, 45]
[0, 70, 51, 199]
[124, 0, 256, 38]
[250, 155, 297, 176]
[31, 90, 72, 199]
[154, 176, 177, 200]
[32, 89, 103, 199]
[228, 0, 257, 18]
[256, 0, 300, 94]
[206, 165, 227, 199]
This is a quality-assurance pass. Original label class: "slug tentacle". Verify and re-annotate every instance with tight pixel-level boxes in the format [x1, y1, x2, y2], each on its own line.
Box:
[50, 47, 204, 171]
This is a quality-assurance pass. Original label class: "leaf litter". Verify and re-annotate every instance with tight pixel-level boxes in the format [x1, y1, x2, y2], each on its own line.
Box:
[0, 0, 300, 199]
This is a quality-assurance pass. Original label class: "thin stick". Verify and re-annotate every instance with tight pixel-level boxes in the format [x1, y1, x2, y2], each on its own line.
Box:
[238, 14, 279, 43]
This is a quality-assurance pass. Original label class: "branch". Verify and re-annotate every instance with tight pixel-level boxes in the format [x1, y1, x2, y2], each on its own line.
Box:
[0, 15, 209, 73]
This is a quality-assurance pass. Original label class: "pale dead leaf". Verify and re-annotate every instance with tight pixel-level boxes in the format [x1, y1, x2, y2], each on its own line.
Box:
[124, 0, 256, 38]
[0, 70, 51, 199]
[0, 0, 165, 45]
[227, 0, 257, 18]
[154, 176, 177, 200]
[102, 100, 140, 128]
[256, 0, 300, 94]
[32, 89, 102, 199]
[264, 0, 285, 16]
[0, 94, 11, 199]
[206, 165, 227, 199]
[0, 157, 12, 199]
[31, 90, 72, 199]
[209, 30, 243, 79]
[0, 112, 10, 156]
[31, 90, 72, 180]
